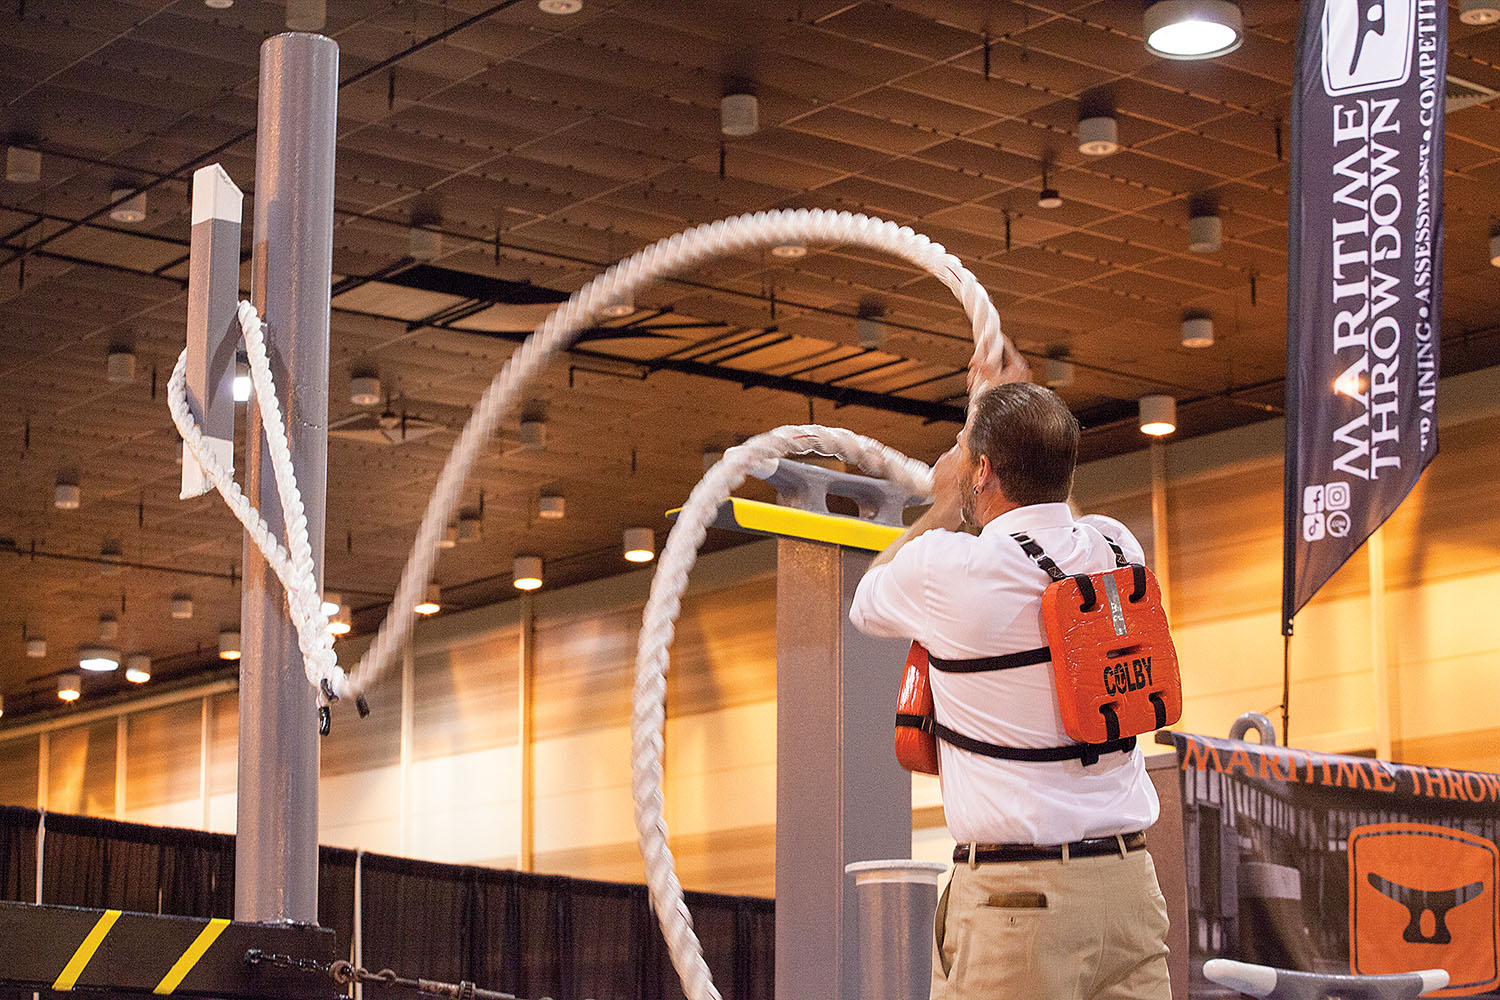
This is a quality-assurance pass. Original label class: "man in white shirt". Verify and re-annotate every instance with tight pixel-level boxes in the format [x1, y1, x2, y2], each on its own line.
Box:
[849, 382, 1171, 1000]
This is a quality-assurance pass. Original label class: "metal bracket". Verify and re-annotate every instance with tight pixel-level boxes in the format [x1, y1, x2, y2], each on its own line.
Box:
[760, 458, 925, 526]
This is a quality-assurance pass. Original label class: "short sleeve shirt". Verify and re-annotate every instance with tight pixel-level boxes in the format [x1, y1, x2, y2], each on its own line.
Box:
[849, 502, 1160, 845]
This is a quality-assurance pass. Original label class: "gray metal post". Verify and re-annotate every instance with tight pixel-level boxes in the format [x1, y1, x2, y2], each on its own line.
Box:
[236, 31, 338, 925]
[776, 541, 912, 1000]
[845, 860, 948, 1000]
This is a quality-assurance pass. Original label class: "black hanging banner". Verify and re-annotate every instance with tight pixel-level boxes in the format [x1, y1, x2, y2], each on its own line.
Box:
[1283, 0, 1446, 632]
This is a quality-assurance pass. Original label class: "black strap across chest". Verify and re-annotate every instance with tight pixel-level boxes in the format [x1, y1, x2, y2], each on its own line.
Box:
[907, 529, 1143, 767]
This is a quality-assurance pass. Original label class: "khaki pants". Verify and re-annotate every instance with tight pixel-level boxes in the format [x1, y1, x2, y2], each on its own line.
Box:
[931, 847, 1171, 1000]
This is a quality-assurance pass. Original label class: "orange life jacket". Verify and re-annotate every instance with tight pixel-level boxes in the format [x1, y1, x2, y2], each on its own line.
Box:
[894, 531, 1181, 773]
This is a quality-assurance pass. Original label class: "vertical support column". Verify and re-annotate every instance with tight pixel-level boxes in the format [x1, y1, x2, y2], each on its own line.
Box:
[399, 644, 414, 856]
[1149, 441, 1172, 621]
[37, 732, 48, 812]
[115, 715, 127, 820]
[236, 31, 339, 926]
[518, 593, 536, 871]
[1368, 528, 1393, 760]
[776, 541, 912, 1000]
[200, 696, 212, 830]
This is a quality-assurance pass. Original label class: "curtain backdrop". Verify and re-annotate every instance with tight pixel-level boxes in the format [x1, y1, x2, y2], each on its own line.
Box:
[0, 808, 773, 1000]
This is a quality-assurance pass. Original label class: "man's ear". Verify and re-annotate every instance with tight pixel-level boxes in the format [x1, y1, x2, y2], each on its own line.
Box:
[974, 454, 992, 491]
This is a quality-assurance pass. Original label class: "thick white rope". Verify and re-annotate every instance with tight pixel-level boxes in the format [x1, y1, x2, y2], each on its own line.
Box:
[170, 208, 1018, 999]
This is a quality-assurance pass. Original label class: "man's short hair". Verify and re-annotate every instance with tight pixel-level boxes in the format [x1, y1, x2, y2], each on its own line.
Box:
[967, 383, 1080, 506]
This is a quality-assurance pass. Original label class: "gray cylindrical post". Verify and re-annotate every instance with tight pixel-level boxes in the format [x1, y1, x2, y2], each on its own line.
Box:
[845, 860, 948, 1000]
[236, 31, 338, 925]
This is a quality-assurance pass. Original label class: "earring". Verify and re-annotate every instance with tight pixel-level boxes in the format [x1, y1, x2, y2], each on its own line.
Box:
[972, 485, 980, 494]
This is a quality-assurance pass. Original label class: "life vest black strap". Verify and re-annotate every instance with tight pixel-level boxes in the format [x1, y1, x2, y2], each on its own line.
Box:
[926, 718, 1136, 765]
[895, 712, 928, 731]
[1010, 532, 1066, 582]
[927, 645, 1051, 673]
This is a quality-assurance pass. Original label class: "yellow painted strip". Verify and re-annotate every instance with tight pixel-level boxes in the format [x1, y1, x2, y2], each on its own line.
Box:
[726, 497, 904, 551]
[52, 909, 121, 990]
[153, 917, 230, 995]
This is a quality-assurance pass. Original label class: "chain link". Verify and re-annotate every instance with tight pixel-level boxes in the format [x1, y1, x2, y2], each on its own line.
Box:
[245, 948, 516, 1000]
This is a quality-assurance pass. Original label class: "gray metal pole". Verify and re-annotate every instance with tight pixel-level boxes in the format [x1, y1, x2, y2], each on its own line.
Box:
[775, 541, 912, 1000]
[236, 31, 339, 925]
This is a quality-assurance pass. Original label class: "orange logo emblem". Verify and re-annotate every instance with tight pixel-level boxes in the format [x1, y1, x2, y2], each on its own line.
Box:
[1349, 823, 1499, 995]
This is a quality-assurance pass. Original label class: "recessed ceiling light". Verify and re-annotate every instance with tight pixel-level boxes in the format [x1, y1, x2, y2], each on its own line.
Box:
[79, 645, 120, 672]
[1077, 115, 1119, 156]
[125, 654, 151, 684]
[109, 188, 147, 224]
[58, 673, 82, 702]
[513, 554, 543, 591]
[538, 0, 582, 12]
[1144, 0, 1244, 60]
[1139, 395, 1178, 436]
[623, 527, 655, 563]
[414, 584, 442, 616]
[1461, 0, 1500, 25]
[1182, 314, 1215, 348]
[219, 629, 241, 660]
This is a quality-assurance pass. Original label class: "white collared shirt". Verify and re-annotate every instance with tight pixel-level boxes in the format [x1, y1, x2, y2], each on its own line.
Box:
[849, 502, 1160, 845]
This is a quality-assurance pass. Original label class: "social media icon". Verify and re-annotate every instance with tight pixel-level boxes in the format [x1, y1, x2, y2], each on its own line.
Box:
[1304, 485, 1326, 515]
[1325, 481, 1352, 511]
[1304, 513, 1326, 542]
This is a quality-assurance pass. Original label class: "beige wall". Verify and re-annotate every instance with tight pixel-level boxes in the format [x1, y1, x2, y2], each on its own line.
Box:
[3, 363, 1498, 896]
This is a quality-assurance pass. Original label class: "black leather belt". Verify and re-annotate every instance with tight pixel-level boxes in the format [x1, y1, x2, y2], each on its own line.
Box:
[953, 830, 1147, 864]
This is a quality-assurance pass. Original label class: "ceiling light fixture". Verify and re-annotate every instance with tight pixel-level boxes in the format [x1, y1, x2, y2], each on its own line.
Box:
[109, 188, 147, 224]
[204, 0, 234, 8]
[770, 242, 807, 259]
[100, 541, 123, 576]
[1044, 355, 1075, 389]
[58, 673, 82, 702]
[233, 353, 251, 402]
[538, 494, 566, 520]
[1182, 313, 1215, 348]
[598, 290, 635, 318]
[219, 629, 241, 660]
[1460, 0, 1500, 25]
[414, 584, 442, 616]
[350, 375, 382, 407]
[1037, 167, 1062, 210]
[321, 592, 341, 617]
[1490, 232, 1500, 268]
[440, 522, 459, 549]
[107, 348, 137, 384]
[1144, 0, 1244, 60]
[98, 615, 119, 643]
[513, 554, 543, 591]
[623, 527, 655, 563]
[125, 654, 151, 684]
[6, 146, 41, 183]
[721, 92, 760, 137]
[457, 512, 483, 543]
[409, 224, 441, 261]
[26, 636, 46, 658]
[0, 694, 4, 718]
[518, 418, 548, 449]
[1139, 395, 1178, 436]
[79, 645, 120, 672]
[55, 476, 81, 511]
[538, 0, 582, 12]
[171, 594, 194, 620]
[329, 605, 352, 636]
[1189, 210, 1222, 253]
[1077, 115, 1120, 156]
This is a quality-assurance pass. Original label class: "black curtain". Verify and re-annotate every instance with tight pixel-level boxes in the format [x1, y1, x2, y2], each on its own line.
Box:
[40, 812, 234, 917]
[8, 812, 774, 1000]
[360, 853, 773, 1000]
[0, 806, 38, 903]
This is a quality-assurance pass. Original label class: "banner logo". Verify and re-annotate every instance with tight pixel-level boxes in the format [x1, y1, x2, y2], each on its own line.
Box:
[1302, 482, 1353, 541]
[1349, 823, 1499, 995]
[1323, 0, 1416, 95]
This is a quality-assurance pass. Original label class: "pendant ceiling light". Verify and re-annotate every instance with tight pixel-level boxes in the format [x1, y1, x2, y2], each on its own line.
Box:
[513, 555, 543, 591]
[1139, 395, 1178, 436]
[1144, 0, 1244, 60]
